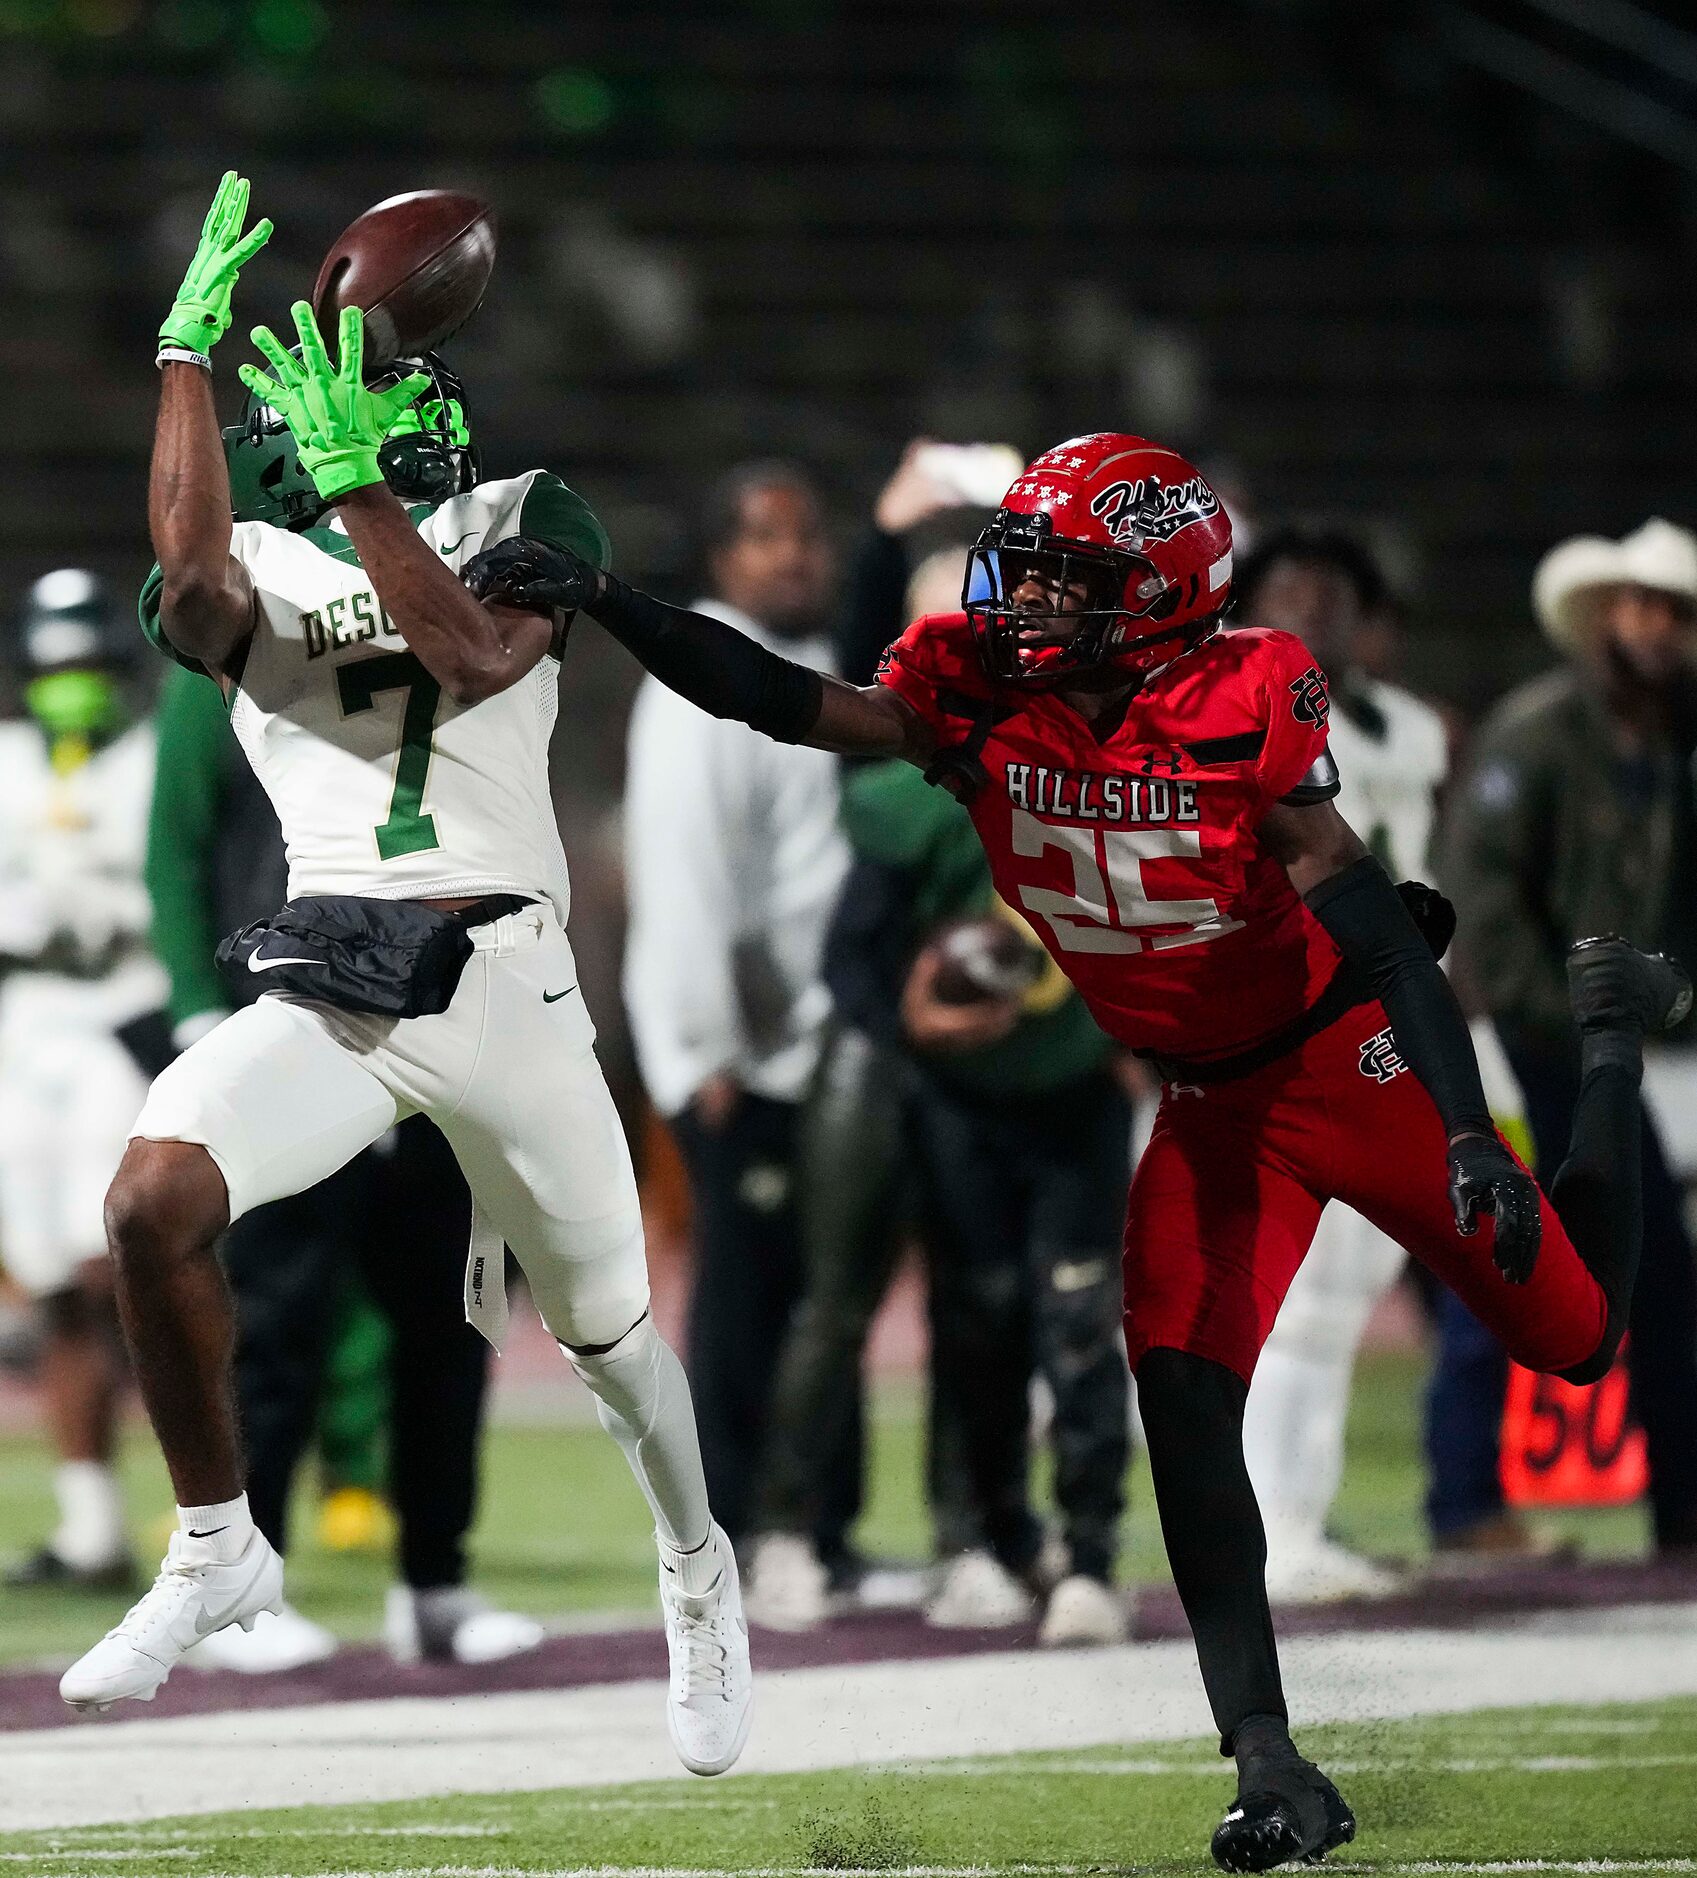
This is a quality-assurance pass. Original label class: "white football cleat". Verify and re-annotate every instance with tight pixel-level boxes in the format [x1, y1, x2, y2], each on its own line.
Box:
[186, 1599, 336, 1674]
[59, 1529, 283, 1712]
[1262, 1534, 1402, 1606]
[746, 1531, 829, 1632]
[384, 1586, 545, 1664]
[660, 1524, 753, 1777]
[1039, 1573, 1129, 1648]
[924, 1549, 1032, 1629]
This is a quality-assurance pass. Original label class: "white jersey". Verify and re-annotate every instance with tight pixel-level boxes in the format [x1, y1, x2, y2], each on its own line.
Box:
[142, 470, 608, 922]
[0, 719, 166, 1033]
[1327, 675, 1448, 880]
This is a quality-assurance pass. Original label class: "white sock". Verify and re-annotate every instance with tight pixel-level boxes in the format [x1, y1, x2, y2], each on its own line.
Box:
[52, 1461, 125, 1571]
[661, 1526, 725, 1598]
[563, 1317, 712, 1556]
[176, 1492, 256, 1564]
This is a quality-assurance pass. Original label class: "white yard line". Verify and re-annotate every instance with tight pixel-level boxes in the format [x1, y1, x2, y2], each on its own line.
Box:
[3, 1602, 1695, 1834]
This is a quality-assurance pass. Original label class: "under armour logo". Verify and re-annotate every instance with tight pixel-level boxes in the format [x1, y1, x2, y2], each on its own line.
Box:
[1289, 667, 1331, 729]
[1359, 1027, 1407, 1084]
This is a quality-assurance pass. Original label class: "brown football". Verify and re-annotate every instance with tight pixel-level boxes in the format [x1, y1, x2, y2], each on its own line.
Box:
[929, 917, 1048, 1006]
[312, 190, 496, 370]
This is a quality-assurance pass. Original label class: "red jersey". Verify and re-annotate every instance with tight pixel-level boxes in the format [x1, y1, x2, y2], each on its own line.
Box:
[876, 612, 1344, 1061]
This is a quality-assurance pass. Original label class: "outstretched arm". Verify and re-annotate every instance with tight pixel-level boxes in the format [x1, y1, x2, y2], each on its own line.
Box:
[150, 171, 274, 676]
[463, 538, 935, 763]
[151, 364, 255, 676]
[1260, 794, 1542, 1283]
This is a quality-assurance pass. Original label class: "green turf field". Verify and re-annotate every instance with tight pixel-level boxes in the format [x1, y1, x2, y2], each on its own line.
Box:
[3, 1698, 1694, 1876]
[0, 1351, 1649, 1668]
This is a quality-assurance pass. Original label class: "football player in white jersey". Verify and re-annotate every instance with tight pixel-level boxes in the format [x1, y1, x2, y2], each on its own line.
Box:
[61, 175, 752, 1776]
[1232, 529, 1448, 1601]
[0, 570, 168, 1592]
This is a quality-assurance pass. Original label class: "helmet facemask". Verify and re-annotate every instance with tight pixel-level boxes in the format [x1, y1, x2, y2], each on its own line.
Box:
[371, 351, 480, 505]
[965, 511, 1193, 687]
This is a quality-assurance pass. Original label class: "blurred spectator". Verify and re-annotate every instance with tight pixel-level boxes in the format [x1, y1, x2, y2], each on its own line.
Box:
[747, 455, 1025, 1631]
[1231, 530, 1446, 1601]
[622, 463, 852, 1557]
[0, 571, 165, 1592]
[752, 507, 1131, 1642]
[832, 753, 1133, 1641]
[1438, 519, 1697, 1559]
[146, 664, 542, 1668]
[837, 438, 1018, 685]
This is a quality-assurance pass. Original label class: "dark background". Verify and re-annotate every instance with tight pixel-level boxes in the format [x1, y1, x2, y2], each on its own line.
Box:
[3, 0, 1694, 794]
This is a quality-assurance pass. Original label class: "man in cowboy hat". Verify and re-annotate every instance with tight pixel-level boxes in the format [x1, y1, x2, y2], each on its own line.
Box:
[1438, 516, 1697, 1560]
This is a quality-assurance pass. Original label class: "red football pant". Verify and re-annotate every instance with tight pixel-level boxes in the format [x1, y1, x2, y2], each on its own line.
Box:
[1123, 999, 1609, 1384]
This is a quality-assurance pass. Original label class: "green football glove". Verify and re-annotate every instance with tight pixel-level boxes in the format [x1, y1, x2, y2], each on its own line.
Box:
[158, 170, 273, 358]
[238, 302, 430, 504]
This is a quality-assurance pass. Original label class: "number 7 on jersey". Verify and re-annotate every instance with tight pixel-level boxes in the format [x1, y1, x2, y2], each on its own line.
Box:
[335, 651, 443, 861]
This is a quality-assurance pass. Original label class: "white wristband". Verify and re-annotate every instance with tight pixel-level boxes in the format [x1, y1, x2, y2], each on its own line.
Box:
[156, 345, 212, 371]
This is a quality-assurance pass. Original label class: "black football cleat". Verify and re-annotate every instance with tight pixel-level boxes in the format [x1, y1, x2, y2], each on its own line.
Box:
[1211, 1747, 1356, 1873]
[1567, 937, 1692, 1035]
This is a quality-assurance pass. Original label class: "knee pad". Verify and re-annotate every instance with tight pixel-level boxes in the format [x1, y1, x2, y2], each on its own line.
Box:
[521, 1209, 650, 1351]
[563, 1311, 666, 1428]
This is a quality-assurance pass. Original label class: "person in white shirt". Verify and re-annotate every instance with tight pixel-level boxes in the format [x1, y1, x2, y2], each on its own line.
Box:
[1232, 529, 1449, 1602]
[0, 570, 167, 1593]
[623, 462, 850, 1555]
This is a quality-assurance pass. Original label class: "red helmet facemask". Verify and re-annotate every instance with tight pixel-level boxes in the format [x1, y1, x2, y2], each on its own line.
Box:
[963, 434, 1234, 687]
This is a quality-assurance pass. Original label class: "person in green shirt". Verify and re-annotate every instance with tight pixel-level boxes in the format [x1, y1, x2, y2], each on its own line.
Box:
[753, 748, 1134, 1646]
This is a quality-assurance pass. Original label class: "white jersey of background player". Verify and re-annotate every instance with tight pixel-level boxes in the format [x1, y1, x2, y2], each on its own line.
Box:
[0, 571, 167, 1589]
[1233, 534, 1453, 1601]
[63, 181, 749, 1773]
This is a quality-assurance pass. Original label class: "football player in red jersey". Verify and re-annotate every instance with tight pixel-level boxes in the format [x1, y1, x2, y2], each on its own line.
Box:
[467, 437, 1689, 1873]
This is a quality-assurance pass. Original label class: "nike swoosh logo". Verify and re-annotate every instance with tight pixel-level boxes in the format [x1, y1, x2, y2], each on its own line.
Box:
[439, 532, 477, 558]
[248, 952, 318, 973]
[543, 985, 578, 1004]
[187, 1527, 227, 1539]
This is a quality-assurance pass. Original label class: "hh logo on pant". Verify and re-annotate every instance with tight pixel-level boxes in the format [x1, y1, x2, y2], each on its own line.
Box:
[1358, 1027, 1407, 1084]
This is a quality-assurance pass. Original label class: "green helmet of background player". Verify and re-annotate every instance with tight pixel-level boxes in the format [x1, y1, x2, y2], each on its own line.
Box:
[222, 348, 480, 530]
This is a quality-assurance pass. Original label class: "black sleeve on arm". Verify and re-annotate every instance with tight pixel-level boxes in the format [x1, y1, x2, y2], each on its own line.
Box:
[1306, 855, 1493, 1141]
[584, 573, 824, 743]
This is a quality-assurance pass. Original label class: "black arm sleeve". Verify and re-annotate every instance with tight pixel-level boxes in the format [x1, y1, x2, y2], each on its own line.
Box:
[1306, 856, 1493, 1141]
[822, 857, 916, 1048]
[584, 573, 824, 743]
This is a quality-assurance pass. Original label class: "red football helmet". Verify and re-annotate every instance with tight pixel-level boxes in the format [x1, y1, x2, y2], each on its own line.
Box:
[963, 433, 1234, 686]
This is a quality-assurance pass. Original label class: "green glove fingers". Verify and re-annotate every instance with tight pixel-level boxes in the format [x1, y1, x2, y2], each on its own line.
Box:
[241, 302, 430, 505]
[159, 170, 274, 357]
[369, 371, 433, 434]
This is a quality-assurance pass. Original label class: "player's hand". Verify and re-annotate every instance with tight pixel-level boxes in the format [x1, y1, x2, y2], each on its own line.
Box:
[159, 171, 273, 357]
[239, 303, 428, 503]
[463, 537, 599, 615]
[1397, 880, 1456, 962]
[1448, 1130, 1542, 1284]
[901, 944, 1021, 1053]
